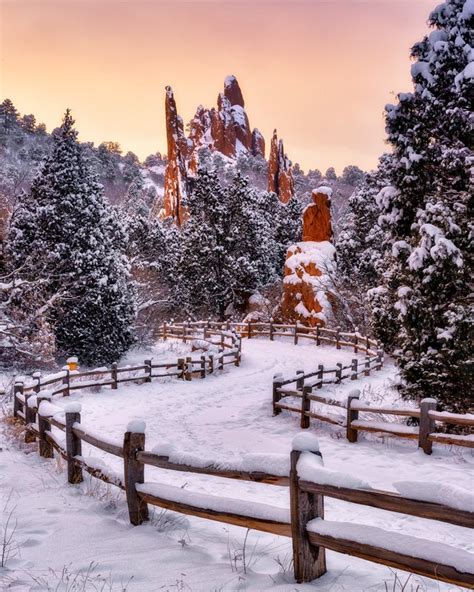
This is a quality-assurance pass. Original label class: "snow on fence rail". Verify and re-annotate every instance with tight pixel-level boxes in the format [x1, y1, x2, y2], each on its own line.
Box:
[11, 403, 474, 588]
[12, 325, 242, 422]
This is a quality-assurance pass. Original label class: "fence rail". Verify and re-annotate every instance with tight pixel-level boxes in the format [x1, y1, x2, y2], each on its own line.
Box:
[274, 381, 474, 453]
[10, 402, 474, 589]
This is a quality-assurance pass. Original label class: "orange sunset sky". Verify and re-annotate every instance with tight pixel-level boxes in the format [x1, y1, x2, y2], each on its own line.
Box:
[1, 0, 434, 173]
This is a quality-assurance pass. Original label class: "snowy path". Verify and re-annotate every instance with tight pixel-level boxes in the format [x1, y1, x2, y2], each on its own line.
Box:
[1, 338, 473, 591]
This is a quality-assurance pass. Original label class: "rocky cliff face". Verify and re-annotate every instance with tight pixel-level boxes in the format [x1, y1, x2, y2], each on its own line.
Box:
[280, 188, 335, 326]
[268, 130, 294, 204]
[156, 76, 293, 223]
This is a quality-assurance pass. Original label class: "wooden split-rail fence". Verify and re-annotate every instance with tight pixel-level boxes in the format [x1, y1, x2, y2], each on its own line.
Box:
[9, 398, 474, 589]
[12, 319, 473, 453]
[13, 324, 241, 415]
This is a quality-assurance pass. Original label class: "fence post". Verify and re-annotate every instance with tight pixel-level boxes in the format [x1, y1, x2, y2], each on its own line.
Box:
[123, 421, 149, 526]
[32, 371, 41, 397]
[185, 357, 193, 381]
[272, 376, 283, 416]
[13, 381, 23, 418]
[419, 398, 437, 455]
[269, 318, 274, 341]
[346, 390, 360, 443]
[163, 321, 167, 341]
[376, 349, 384, 370]
[38, 394, 54, 458]
[177, 358, 185, 380]
[301, 386, 312, 429]
[335, 363, 342, 384]
[316, 325, 320, 346]
[294, 322, 299, 345]
[219, 352, 224, 371]
[24, 393, 36, 443]
[317, 365, 324, 389]
[62, 368, 70, 396]
[144, 359, 152, 383]
[336, 326, 341, 350]
[353, 329, 359, 354]
[111, 363, 118, 389]
[290, 435, 326, 583]
[65, 404, 83, 484]
[296, 370, 304, 390]
[364, 356, 371, 376]
[209, 354, 214, 374]
[247, 320, 252, 339]
[351, 359, 358, 381]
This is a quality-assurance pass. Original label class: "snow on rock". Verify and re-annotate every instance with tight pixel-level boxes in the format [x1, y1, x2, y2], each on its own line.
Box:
[281, 240, 336, 327]
[136, 482, 291, 524]
[307, 519, 474, 575]
[394, 481, 474, 513]
[280, 184, 336, 326]
[315, 185, 333, 197]
[126, 419, 146, 434]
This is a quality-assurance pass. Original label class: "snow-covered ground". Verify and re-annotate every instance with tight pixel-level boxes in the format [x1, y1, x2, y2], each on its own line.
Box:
[1, 338, 473, 591]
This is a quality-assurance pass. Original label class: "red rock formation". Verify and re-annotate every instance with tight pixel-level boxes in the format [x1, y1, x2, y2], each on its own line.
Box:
[155, 76, 294, 224]
[268, 130, 294, 204]
[216, 94, 238, 157]
[251, 128, 265, 158]
[154, 86, 189, 226]
[302, 188, 333, 242]
[280, 187, 335, 327]
[224, 75, 245, 107]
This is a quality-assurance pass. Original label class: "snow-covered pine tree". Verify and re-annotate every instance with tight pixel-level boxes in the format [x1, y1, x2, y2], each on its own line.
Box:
[176, 167, 234, 318]
[226, 173, 277, 294]
[176, 169, 295, 319]
[6, 110, 136, 366]
[335, 156, 391, 332]
[274, 194, 302, 269]
[372, 0, 473, 411]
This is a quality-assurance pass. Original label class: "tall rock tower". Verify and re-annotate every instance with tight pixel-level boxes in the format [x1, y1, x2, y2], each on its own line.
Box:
[268, 130, 294, 204]
[280, 187, 336, 326]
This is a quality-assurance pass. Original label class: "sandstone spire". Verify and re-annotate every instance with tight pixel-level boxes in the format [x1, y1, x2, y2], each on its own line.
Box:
[268, 130, 294, 204]
[280, 187, 335, 327]
[153, 86, 189, 226]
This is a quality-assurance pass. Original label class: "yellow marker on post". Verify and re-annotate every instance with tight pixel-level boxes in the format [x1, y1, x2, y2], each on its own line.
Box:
[66, 357, 78, 372]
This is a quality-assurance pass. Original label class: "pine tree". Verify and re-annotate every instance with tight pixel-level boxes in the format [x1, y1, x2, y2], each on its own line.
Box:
[274, 194, 302, 269]
[176, 168, 235, 318]
[335, 163, 389, 332]
[371, 0, 473, 411]
[175, 169, 296, 319]
[6, 111, 136, 365]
